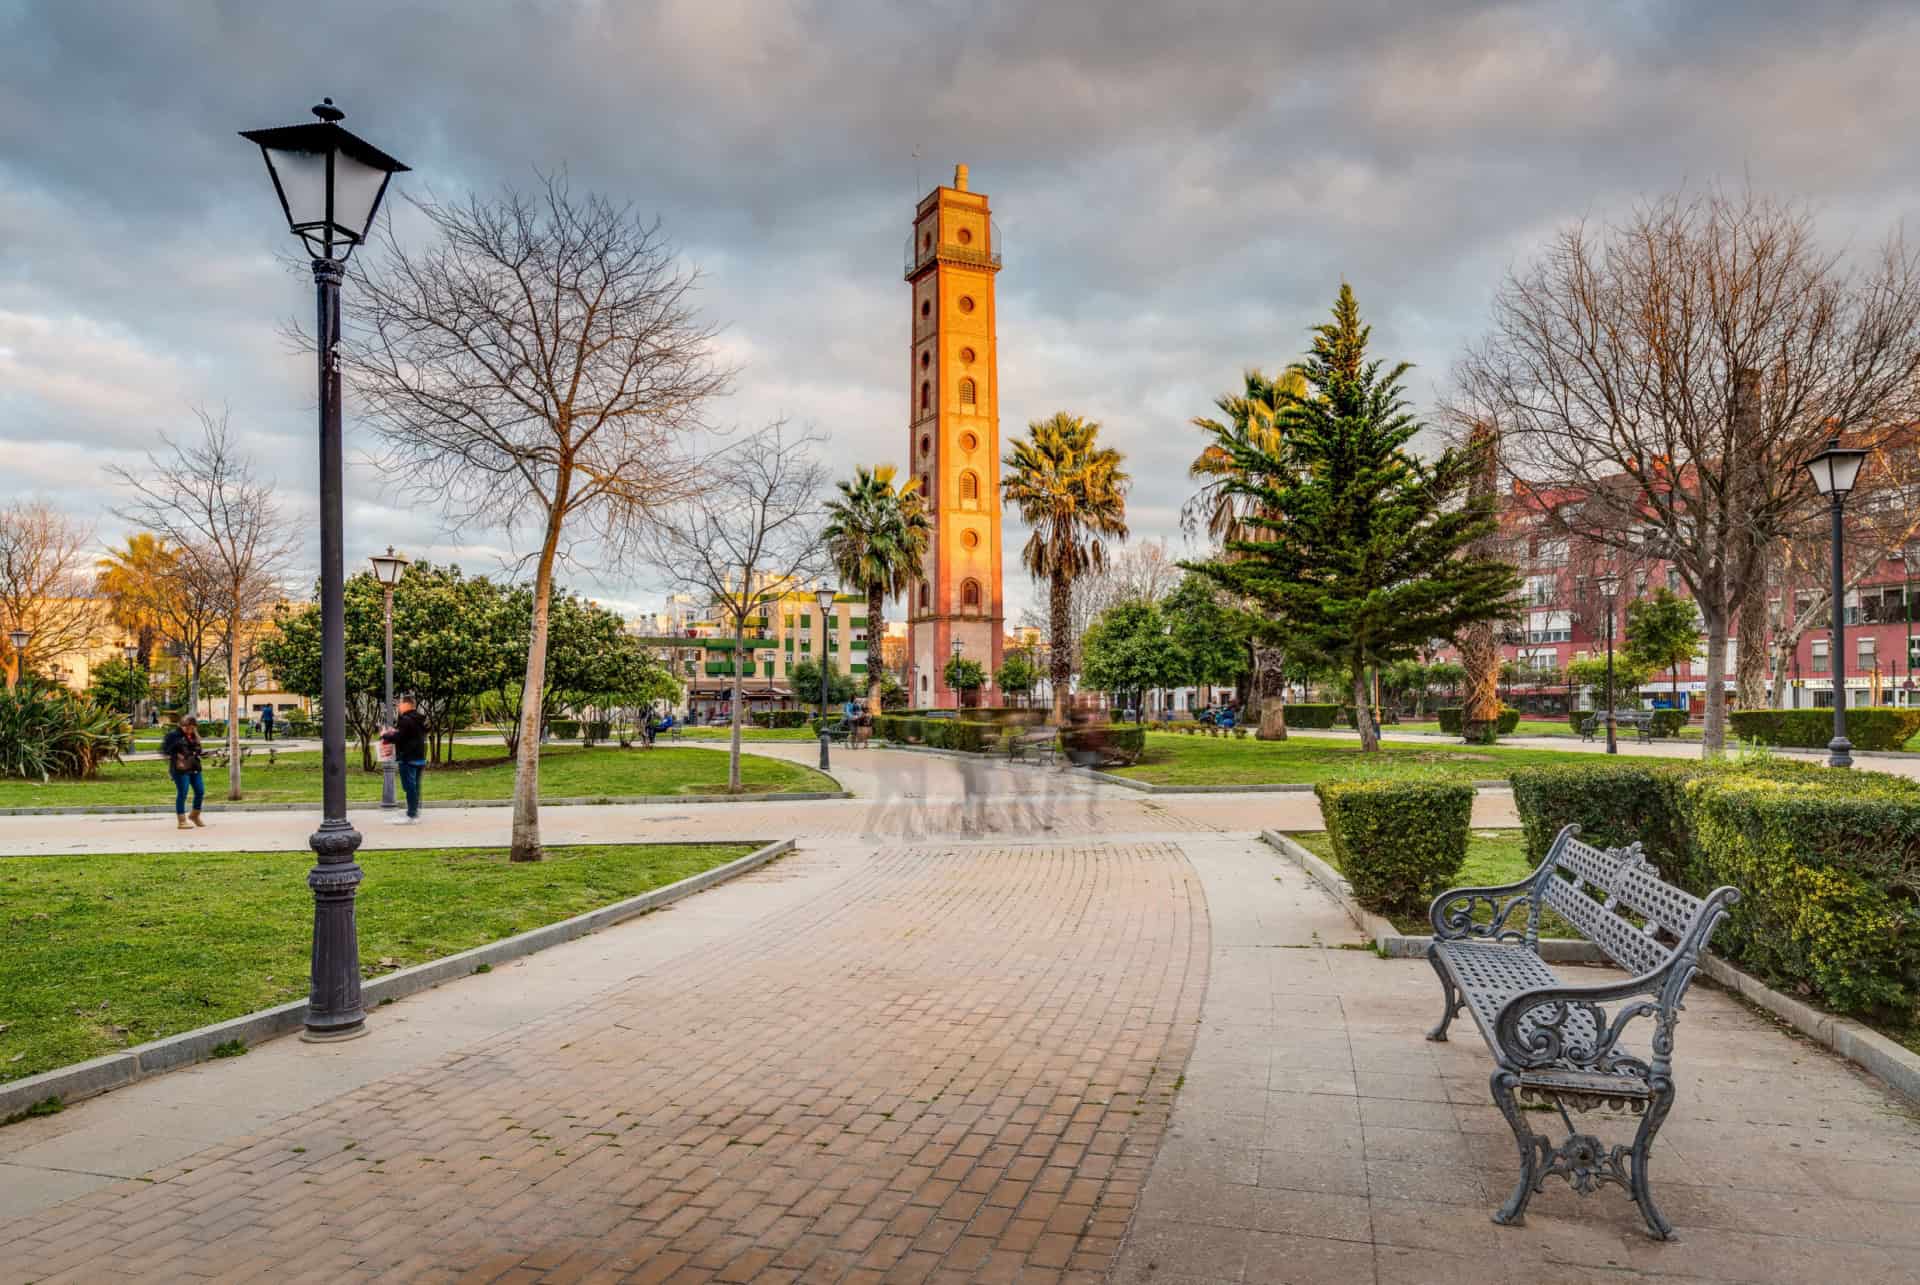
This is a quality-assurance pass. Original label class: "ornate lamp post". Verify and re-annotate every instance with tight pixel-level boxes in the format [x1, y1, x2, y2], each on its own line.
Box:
[368, 547, 411, 808]
[242, 98, 409, 1040]
[1596, 571, 1621, 755]
[815, 585, 836, 770]
[120, 642, 140, 730]
[6, 628, 27, 692]
[1804, 437, 1869, 768]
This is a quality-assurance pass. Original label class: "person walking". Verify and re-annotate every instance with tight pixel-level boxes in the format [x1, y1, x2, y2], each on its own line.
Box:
[259, 704, 274, 742]
[381, 695, 429, 824]
[161, 715, 205, 830]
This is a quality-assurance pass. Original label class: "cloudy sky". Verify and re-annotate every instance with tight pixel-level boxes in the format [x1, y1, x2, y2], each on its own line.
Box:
[6, 0, 1920, 622]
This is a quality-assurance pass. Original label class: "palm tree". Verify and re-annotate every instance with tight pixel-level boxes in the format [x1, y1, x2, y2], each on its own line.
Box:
[1001, 412, 1130, 723]
[1184, 369, 1303, 739]
[96, 533, 176, 669]
[822, 465, 930, 713]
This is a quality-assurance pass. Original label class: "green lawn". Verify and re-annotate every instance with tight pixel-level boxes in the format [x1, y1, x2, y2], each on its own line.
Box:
[676, 726, 820, 742]
[0, 746, 835, 809]
[1392, 719, 1579, 738]
[1290, 827, 1576, 937]
[0, 842, 758, 1084]
[1110, 731, 1601, 787]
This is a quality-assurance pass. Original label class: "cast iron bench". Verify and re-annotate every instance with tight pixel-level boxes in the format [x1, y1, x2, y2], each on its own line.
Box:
[1424, 824, 1740, 1239]
[817, 719, 853, 744]
[1007, 728, 1057, 765]
[1580, 710, 1654, 743]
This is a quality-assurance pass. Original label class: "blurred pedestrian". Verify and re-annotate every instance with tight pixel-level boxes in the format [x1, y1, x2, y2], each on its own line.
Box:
[161, 715, 205, 830]
[381, 695, 429, 824]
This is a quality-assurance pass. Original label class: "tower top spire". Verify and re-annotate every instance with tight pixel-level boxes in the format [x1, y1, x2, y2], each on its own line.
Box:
[953, 163, 969, 192]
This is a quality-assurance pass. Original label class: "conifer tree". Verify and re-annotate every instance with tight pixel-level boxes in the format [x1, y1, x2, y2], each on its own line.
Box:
[1195, 285, 1519, 750]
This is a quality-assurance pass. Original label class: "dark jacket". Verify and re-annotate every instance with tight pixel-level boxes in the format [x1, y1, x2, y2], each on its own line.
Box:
[161, 727, 202, 775]
[383, 709, 429, 761]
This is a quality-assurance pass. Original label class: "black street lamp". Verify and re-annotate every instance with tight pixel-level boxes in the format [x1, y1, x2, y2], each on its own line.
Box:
[1904, 545, 1920, 705]
[1804, 437, 1869, 769]
[6, 628, 28, 692]
[242, 98, 408, 1041]
[1595, 571, 1621, 755]
[121, 642, 139, 730]
[815, 585, 836, 770]
[369, 547, 411, 809]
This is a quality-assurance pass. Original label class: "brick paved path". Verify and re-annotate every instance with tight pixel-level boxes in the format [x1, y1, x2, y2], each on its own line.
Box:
[3, 843, 1207, 1283]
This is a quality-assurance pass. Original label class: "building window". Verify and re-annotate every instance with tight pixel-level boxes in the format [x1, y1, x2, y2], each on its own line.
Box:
[921, 474, 932, 504]
[1667, 568, 1681, 592]
[1858, 636, 1877, 670]
[1534, 537, 1568, 566]
[1812, 640, 1830, 674]
[958, 296, 975, 314]
[921, 299, 930, 318]
[961, 579, 981, 609]
[920, 434, 931, 457]
[919, 381, 930, 412]
[961, 528, 979, 549]
[918, 583, 929, 611]
[959, 377, 977, 406]
[920, 350, 930, 369]
[957, 227, 973, 245]
[959, 431, 977, 452]
[959, 471, 979, 504]
[960, 346, 975, 363]
[1523, 574, 1555, 608]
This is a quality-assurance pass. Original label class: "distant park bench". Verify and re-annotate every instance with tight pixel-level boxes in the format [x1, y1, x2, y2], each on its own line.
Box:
[1580, 710, 1654, 743]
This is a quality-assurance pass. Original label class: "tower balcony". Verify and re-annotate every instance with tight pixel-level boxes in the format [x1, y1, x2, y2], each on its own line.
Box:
[904, 222, 1005, 279]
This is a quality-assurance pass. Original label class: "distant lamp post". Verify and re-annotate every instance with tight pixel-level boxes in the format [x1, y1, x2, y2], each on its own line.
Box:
[121, 642, 140, 730]
[368, 546, 411, 809]
[7, 628, 29, 692]
[242, 97, 409, 1041]
[1904, 545, 1920, 706]
[1595, 571, 1621, 755]
[815, 585, 836, 770]
[1804, 437, 1869, 768]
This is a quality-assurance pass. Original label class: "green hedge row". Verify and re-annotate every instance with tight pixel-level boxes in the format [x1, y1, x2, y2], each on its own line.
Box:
[1728, 707, 1920, 752]
[872, 715, 1004, 753]
[1286, 704, 1340, 729]
[1509, 760, 1920, 1017]
[1566, 708, 1689, 737]
[1435, 706, 1520, 735]
[752, 709, 813, 729]
[1314, 780, 1473, 919]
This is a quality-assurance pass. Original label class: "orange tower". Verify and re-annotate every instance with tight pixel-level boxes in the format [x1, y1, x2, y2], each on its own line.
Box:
[905, 163, 1004, 708]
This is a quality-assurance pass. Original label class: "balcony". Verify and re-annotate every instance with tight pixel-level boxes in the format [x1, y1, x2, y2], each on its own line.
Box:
[904, 222, 1005, 279]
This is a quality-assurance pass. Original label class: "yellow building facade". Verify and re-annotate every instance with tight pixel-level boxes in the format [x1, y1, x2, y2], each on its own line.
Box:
[905, 163, 1005, 708]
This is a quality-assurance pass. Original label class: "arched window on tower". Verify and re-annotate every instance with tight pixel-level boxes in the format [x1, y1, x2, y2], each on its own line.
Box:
[961, 579, 981, 610]
[919, 381, 931, 413]
[958, 377, 977, 407]
[959, 471, 980, 507]
[918, 583, 930, 612]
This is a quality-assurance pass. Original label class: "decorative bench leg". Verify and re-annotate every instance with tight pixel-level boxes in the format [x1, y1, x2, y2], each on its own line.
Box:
[1489, 1070, 1540, 1226]
[1424, 946, 1464, 1042]
[1629, 1079, 1677, 1240]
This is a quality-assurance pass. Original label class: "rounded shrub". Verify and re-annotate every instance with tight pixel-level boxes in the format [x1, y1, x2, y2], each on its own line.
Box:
[1313, 780, 1473, 920]
[1729, 707, 1920, 752]
[1286, 703, 1340, 729]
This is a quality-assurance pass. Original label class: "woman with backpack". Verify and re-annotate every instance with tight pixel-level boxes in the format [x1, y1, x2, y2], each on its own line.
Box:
[161, 715, 205, 830]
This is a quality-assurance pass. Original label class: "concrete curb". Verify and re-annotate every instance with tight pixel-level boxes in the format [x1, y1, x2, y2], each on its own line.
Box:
[1258, 829, 1920, 1104]
[0, 792, 847, 818]
[0, 838, 797, 1119]
[1257, 829, 1606, 964]
[1085, 769, 1511, 795]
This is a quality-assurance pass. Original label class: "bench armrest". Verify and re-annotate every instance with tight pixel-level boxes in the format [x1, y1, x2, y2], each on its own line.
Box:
[1428, 824, 1577, 945]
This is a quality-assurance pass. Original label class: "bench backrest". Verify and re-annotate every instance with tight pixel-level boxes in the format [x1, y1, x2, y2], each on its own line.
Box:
[1534, 829, 1706, 977]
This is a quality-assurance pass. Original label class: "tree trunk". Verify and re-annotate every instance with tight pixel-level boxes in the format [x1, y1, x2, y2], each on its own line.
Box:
[1253, 643, 1287, 740]
[1699, 604, 1729, 756]
[1459, 423, 1503, 745]
[867, 585, 884, 716]
[225, 619, 242, 801]
[511, 499, 568, 862]
[728, 619, 745, 792]
[1735, 577, 1769, 710]
[1350, 663, 1379, 752]
[1049, 568, 1072, 724]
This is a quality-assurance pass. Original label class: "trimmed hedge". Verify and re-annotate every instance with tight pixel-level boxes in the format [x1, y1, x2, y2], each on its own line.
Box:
[1509, 759, 1920, 1018]
[1286, 703, 1340, 729]
[956, 707, 1050, 727]
[1060, 724, 1145, 766]
[549, 718, 580, 740]
[1314, 780, 1473, 920]
[871, 714, 1006, 754]
[1436, 706, 1520, 736]
[1729, 707, 1920, 752]
[752, 710, 813, 729]
[1567, 708, 1691, 737]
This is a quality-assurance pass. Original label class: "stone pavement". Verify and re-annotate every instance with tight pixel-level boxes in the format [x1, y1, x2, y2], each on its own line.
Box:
[2, 747, 1917, 1283]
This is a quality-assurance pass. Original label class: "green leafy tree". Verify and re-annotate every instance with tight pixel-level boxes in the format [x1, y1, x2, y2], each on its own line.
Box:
[790, 657, 857, 710]
[1566, 655, 1655, 711]
[1001, 413, 1131, 722]
[1080, 599, 1180, 719]
[994, 647, 1041, 707]
[1194, 285, 1520, 750]
[1624, 588, 1702, 714]
[84, 658, 153, 721]
[822, 465, 930, 714]
[942, 655, 987, 705]
[1162, 574, 1250, 699]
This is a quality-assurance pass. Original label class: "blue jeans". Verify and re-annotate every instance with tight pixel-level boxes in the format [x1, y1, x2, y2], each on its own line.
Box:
[172, 769, 204, 815]
[398, 759, 425, 817]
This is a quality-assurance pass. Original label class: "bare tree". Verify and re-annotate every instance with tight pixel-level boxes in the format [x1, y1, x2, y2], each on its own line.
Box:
[641, 423, 828, 793]
[112, 410, 295, 799]
[341, 176, 729, 862]
[0, 500, 98, 681]
[156, 549, 226, 714]
[1456, 187, 1920, 752]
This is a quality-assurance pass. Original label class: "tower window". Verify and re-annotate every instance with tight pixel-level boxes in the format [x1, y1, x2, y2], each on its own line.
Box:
[958, 377, 977, 406]
[921, 474, 932, 503]
[958, 296, 975, 314]
[919, 381, 930, 412]
[959, 346, 975, 363]
[920, 350, 930, 369]
[919, 434, 931, 457]
[958, 431, 978, 452]
[961, 528, 979, 549]
[959, 470, 980, 504]
[919, 583, 930, 611]
[961, 579, 982, 610]
[922, 232, 931, 251]
[957, 228, 973, 245]
[921, 300, 930, 318]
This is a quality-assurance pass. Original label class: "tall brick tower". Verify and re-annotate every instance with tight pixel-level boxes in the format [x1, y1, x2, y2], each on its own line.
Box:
[905, 163, 1004, 709]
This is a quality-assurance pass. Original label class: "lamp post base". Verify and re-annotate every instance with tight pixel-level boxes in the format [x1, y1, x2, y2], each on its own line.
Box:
[381, 759, 398, 808]
[818, 735, 830, 772]
[306, 820, 366, 1038]
[1828, 736, 1854, 770]
[299, 1022, 370, 1044]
